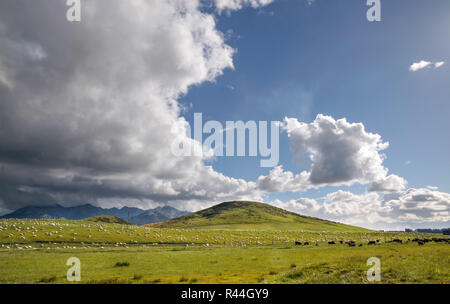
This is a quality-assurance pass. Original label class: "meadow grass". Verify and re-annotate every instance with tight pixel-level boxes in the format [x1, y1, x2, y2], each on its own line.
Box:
[0, 243, 448, 284]
[0, 219, 448, 284]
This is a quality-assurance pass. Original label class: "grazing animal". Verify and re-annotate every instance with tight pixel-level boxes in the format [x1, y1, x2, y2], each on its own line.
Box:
[295, 241, 302, 246]
[328, 241, 336, 245]
[368, 241, 376, 245]
[418, 241, 424, 246]
[303, 242, 310, 246]
[432, 238, 448, 243]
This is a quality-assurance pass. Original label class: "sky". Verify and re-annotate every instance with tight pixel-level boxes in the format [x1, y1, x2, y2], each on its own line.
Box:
[0, 0, 448, 230]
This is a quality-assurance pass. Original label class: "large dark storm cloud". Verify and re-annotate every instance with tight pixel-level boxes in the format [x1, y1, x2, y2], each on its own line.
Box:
[0, 0, 259, 212]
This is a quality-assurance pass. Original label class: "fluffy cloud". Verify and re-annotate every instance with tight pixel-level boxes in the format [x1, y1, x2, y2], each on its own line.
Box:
[284, 114, 390, 185]
[369, 174, 407, 192]
[272, 188, 450, 230]
[215, 0, 274, 12]
[409, 60, 445, 72]
[409, 60, 432, 72]
[258, 166, 312, 192]
[434, 61, 445, 68]
[259, 115, 401, 192]
[0, 0, 262, 211]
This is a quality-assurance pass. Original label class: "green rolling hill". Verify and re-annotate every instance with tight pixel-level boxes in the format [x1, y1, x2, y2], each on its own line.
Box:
[149, 201, 370, 231]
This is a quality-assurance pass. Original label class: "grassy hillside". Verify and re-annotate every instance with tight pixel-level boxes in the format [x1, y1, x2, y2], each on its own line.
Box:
[84, 215, 131, 225]
[149, 201, 370, 232]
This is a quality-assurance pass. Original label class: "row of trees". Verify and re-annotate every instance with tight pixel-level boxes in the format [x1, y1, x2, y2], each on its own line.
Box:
[405, 228, 450, 235]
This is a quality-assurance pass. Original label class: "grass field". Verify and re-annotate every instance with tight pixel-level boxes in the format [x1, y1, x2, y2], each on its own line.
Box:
[0, 218, 448, 284]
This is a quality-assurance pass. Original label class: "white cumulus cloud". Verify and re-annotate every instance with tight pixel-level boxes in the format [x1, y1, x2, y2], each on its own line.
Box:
[272, 187, 450, 230]
[258, 115, 401, 193]
[215, 0, 275, 12]
[369, 174, 407, 192]
[434, 61, 445, 68]
[409, 60, 445, 72]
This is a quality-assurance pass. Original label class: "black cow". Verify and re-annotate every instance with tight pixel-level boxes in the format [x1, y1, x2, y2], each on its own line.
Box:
[328, 241, 336, 245]
[295, 241, 302, 246]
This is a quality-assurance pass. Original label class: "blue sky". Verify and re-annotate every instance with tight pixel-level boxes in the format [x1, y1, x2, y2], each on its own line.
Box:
[181, 0, 450, 195]
[0, 0, 448, 229]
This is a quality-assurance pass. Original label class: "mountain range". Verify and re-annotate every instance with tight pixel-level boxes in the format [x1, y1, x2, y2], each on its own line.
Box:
[1, 201, 370, 231]
[0, 204, 189, 225]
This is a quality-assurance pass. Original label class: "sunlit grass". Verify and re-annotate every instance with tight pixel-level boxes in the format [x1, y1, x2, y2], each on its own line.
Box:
[0, 218, 448, 284]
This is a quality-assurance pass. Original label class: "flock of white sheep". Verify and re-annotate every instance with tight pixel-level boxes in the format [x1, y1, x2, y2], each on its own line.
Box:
[0, 219, 439, 251]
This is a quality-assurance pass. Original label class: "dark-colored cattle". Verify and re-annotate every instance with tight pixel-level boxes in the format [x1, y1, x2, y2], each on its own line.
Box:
[392, 239, 402, 243]
[339, 241, 343, 244]
[358, 244, 363, 247]
[348, 242, 356, 247]
[368, 241, 376, 245]
[303, 242, 310, 246]
[328, 241, 336, 245]
[295, 241, 302, 246]
[410, 237, 449, 245]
